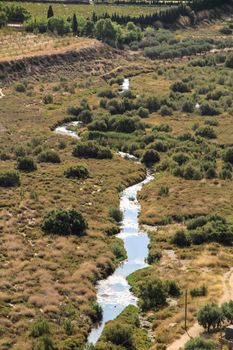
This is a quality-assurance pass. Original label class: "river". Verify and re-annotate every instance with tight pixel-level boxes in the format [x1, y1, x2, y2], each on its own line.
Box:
[54, 78, 153, 345]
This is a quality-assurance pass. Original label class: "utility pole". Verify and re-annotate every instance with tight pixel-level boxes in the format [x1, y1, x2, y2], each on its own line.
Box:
[185, 289, 188, 331]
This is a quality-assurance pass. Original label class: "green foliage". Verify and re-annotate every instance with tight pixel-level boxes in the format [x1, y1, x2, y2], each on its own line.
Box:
[42, 209, 88, 236]
[47, 16, 71, 35]
[158, 186, 169, 197]
[15, 82, 26, 93]
[95, 18, 117, 46]
[64, 165, 89, 179]
[195, 126, 217, 139]
[38, 150, 61, 163]
[109, 207, 123, 223]
[138, 107, 149, 118]
[47, 5, 53, 19]
[139, 277, 168, 311]
[111, 240, 126, 260]
[73, 141, 112, 159]
[223, 148, 233, 164]
[32, 335, 55, 350]
[182, 100, 195, 113]
[63, 319, 74, 336]
[17, 156, 37, 172]
[147, 247, 162, 264]
[197, 303, 223, 332]
[72, 13, 78, 35]
[104, 322, 134, 349]
[190, 285, 207, 297]
[31, 317, 50, 338]
[185, 337, 215, 350]
[200, 103, 220, 116]
[225, 54, 233, 69]
[142, 149, 160, 167]
[172, 230, 191, 247]
[171, 81, 190, 93]
[166, 280, 181, 297]
[91, 302, 103, 323]
[0, 170, 20, 187]
[43, 95, 53, 104]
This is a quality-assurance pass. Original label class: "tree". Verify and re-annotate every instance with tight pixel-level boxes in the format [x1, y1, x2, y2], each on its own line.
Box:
[95, 19, 117, 46]
[42, 209, 88, 236]
[47, 5, 54, 19]
[185, 337, 215, 350]
[72, 13, 78, 35]
[82, 20, 94, 37]
[197, 303, 223, 332]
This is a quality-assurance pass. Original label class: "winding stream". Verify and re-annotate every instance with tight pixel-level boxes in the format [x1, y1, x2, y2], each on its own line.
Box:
[54, 79, 153, 345]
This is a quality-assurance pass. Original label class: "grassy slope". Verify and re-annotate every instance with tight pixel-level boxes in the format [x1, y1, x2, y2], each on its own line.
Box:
[0, 66, 146, 349]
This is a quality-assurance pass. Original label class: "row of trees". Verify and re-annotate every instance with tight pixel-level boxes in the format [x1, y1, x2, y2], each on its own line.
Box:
[198, 301, 233, 332]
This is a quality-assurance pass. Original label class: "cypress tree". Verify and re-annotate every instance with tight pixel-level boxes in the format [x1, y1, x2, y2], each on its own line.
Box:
[72, 13, 78, 35]
[47, 5, 54, 19]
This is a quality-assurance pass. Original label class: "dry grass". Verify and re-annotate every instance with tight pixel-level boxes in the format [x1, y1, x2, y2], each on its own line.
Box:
[139, 173, 233, 225]
[0, 30, 93, 61]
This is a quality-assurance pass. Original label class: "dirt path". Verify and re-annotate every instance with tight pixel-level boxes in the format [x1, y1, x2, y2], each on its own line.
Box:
[166, 268, 233, 350]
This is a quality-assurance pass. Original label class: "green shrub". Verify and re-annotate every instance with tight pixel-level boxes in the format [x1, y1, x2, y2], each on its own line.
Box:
[153, 124, 172, 133]
[225, 54, 233, 69]
[220, 168, 232, 180]
[63, 319, 74, 336]
[43, 94, 53, 104]
[195, 127, 216, 139]
[0, 170, 20, 187]
[200, 103, 220, 116]
[32, 335, 55, 350]
[38, 150, 61, 163]
[147, 248, 162, 264]
[42, 209, 87, 236]
[139, 277, 168, 310]
[158, 186, 169, 197]
[78, 109, 93, 124]
[111, 241, 126, 260]
[142, 149, 160, 167]
[31, 317, 50, 338]
[182, 100, 195, 113]
[109, 207, 123, 223]
[190, 285, 207, 297]
[167, 280, 181, 297]
[17, 157, 37, 172]
[104, 323, 134, 349]
[185, 337, 215, 350]
[97, 89, 117, 99]
[73, 142, 112, 159]
[138, 107, 149, 118]
[91, 302, 103, 323]
[160, 105, 173, 116]
[171, 81, 190, 93]
[173, 152, 190, 166]
[15, 82, 26, 92]
[172, 230, 191, 247]
[64, 165, 89, 179]
[223, 148, 233, 164]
